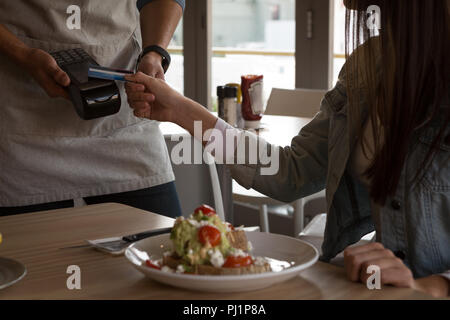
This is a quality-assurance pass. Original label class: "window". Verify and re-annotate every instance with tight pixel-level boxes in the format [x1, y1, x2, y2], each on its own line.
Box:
[333, 0, 346, 85]
[211, 0, 296, 110]
[173, 1, 335, 107]
[166, 17, 184, 94]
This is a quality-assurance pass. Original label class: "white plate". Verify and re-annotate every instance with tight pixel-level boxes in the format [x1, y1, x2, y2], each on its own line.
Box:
[0, 257, 27, 290]
[125, 232, 318, 293]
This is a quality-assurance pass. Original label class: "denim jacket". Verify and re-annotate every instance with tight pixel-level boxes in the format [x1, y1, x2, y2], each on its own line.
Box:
[229, 61, 450, 278]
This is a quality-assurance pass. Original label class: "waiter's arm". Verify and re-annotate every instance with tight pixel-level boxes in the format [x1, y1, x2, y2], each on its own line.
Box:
[0, 24, 30, 67]
[137, 0, 184, 79]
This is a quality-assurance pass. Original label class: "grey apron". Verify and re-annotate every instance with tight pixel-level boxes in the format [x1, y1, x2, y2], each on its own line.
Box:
[0, 0, 174, 206]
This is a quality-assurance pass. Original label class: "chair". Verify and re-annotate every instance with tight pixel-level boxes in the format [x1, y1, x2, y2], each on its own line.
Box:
[232, 87, 328, 237]
[265, 88, 328, 118]
[205, 152, 225, 221]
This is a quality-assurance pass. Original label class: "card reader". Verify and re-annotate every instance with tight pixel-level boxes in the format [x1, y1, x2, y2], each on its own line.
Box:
[50, 48, 121, 120]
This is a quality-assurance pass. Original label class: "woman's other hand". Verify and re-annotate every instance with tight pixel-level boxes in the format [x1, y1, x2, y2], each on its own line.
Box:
[22, 48, 70, 99]
[344, 243, 415, 287]
[343, 242, 449, 297]
[125, 72, 184, 122]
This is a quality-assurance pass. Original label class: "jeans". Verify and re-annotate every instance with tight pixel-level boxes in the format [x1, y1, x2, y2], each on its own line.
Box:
[0, 182, 182, 218]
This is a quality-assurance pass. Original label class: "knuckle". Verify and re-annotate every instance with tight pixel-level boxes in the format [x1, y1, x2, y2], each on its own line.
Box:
[372, 242, 384, 249]
[47, 58, 58, 69]
[385, 250, 395, 257]
[406, 269, 413, 278]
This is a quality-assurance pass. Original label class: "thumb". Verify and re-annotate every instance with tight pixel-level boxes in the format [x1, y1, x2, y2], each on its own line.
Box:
[49, 63, 70, 87]
[125, 72, 159, 92]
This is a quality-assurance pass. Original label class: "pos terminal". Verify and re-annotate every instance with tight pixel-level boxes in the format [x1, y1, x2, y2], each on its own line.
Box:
[50, 48, 123, 120]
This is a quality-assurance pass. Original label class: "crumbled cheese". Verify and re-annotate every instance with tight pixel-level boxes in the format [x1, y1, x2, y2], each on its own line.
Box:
[161, 266, 174, 273]
[254, 256, 268, 266]
[247, 241, 253, 252]
[187, 219, 215, 228]
[209, 249, 225, 268]
[229, 248, 247, 257]
[187, 219, 198, 227]
[176, 265, 185, 274]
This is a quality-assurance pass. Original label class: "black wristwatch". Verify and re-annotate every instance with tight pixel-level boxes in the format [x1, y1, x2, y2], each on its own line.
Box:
[136, 45, 171, 74]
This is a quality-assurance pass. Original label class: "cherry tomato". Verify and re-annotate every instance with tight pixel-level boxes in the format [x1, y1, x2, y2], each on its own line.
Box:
[194, 204, 216, 217]
[198, 225, 221, 247]
[223, 255, 253, 268]
[145, 260, 161, 270]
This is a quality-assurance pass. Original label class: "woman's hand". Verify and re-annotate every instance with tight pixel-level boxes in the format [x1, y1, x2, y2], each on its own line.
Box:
[125, 71, 185, 122]
[125, 72, 218, 140]
[344, 242, 449, 297]
[21, 48, 70, 99]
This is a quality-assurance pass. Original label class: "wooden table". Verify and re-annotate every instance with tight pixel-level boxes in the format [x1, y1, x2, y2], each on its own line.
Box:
[0, 203, 432, 300]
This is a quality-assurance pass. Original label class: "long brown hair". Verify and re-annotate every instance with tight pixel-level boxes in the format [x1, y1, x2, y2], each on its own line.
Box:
[344, 0, 450, 205]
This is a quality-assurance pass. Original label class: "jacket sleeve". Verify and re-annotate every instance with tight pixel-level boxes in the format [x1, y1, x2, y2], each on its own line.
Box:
[228, 88, 336, 203]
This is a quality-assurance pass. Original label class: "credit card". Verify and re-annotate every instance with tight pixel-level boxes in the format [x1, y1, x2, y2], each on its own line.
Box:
[88, 65, 134, 82]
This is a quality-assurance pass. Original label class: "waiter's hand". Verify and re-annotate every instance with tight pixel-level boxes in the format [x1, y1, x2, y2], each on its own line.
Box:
[23, 48, 70, 99]
[137, 52, 165, 80]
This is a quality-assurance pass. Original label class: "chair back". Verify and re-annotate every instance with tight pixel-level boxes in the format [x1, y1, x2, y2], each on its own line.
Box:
[205, 152, 226, 221]
[265, 88, 327, 118]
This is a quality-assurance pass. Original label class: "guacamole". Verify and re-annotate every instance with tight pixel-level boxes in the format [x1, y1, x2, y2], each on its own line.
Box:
[170, 210, 232, 265]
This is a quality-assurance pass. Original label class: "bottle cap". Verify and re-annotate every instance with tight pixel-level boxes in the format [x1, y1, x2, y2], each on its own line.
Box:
[226, 83, 242, 103]
[224, 86, 237, 98]
[217, 86, 226, 99]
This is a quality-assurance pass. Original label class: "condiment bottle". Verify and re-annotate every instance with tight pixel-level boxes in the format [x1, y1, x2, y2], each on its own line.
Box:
[217, 86, 226, 120]
[241, 75, 264, 129]
[226, 83, 243, 128]
[223, 86, 237, 127]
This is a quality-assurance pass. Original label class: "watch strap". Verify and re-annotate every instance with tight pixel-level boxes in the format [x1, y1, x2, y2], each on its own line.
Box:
[137, 45, 171, 73]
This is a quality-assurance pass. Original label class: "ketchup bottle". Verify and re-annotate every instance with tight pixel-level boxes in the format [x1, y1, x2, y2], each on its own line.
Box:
[241, 75, 264, 129]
